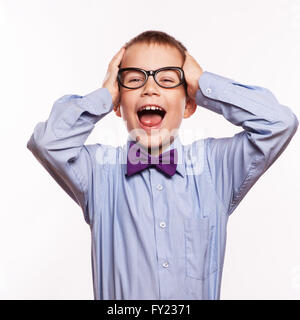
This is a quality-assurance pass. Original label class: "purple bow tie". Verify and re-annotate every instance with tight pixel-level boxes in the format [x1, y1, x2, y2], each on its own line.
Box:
[126, 141, 178, 177]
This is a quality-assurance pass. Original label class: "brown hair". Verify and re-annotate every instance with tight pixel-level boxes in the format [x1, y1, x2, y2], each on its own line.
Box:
[123, 30, 187, 61]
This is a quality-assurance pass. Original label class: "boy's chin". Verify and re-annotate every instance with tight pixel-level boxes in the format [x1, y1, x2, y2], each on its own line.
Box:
[135, 136, 162, 149]
[134, 134, 173, 153]
[129, 127, 177, 152]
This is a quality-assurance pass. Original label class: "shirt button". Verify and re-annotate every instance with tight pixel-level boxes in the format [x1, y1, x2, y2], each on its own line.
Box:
[206, 88, 212, 94]
[203, 100, 208, 105]
[162, 262, 169, 268]
[160, 221, 166, 228]
[156, 184, 163, 191]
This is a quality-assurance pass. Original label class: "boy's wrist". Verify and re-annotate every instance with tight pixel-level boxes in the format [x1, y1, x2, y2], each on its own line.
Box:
[102, 85, 119, 107]
[187, 72, 203, 101]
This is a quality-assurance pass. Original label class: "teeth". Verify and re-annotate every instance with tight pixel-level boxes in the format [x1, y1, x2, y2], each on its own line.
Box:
[139, 105, 164, 112]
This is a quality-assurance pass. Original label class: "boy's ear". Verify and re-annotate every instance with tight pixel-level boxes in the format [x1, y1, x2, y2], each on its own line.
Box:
[114, 104, 122, 117]
[183, 96, 197, 119]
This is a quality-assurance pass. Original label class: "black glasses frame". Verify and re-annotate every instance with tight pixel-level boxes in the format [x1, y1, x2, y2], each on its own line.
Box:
[117, 66, 186, 90]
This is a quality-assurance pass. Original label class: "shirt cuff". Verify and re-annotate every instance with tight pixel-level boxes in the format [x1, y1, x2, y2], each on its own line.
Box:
[79, 87, 114, 115]
[195, 71, 232, 114]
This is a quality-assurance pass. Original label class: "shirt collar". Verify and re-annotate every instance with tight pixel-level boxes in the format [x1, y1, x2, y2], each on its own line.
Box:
[123, 135, 185, 178]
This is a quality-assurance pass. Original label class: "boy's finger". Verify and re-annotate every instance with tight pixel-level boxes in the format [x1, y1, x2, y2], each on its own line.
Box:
[113, 47, 126, 60]
[116, 47, 125, 61]
[111, 47, 125, 66]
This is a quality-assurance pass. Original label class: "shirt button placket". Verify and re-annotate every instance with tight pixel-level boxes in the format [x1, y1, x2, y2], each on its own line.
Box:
[151, 176, 170, 299]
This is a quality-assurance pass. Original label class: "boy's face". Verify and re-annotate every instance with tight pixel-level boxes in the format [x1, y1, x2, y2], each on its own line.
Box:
[114, 42, 196, 155]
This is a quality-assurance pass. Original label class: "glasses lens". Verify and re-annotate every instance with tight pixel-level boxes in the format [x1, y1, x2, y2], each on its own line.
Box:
[155, 69, 182, 88]
[119, 70, 146, 88]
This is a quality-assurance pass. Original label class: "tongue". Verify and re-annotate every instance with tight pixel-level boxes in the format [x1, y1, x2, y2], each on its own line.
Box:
[139, 113, 162, 127]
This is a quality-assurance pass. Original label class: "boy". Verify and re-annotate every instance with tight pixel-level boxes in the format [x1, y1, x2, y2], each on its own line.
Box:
[27, 30, 298, 300]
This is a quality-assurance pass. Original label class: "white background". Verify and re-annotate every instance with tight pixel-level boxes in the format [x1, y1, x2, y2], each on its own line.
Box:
[1, 0, 299, 299]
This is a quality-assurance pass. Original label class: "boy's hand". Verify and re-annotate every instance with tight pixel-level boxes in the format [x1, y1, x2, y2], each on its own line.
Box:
[182, 51, 204, 101]
[102, 46, 126, 107]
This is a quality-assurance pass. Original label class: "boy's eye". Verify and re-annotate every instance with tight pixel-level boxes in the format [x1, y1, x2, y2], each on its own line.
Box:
[129, 78, 144, 83]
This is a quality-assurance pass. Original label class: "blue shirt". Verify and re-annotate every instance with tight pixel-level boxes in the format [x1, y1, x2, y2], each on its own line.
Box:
[27, 71, 298, 300]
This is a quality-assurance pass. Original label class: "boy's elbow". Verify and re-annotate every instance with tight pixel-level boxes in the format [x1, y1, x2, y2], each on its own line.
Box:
[27, 133, 46, 163]
[292, 112, 299, 132]
[27, 122, 49, 158]
[275, 104, 299, 138]
[284, 110, 299, 137]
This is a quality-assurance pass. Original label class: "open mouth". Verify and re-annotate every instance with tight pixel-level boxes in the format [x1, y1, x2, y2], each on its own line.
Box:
[137, 106, 166, 128]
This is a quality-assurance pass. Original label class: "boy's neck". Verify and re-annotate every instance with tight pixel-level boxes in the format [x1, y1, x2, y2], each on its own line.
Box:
[146, 137, 175, 157]
[147, 144, 163, 157]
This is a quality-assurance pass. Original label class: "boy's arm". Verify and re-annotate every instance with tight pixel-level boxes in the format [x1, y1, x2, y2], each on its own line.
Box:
[27, 47, 124, 224]
[27, 88, 113, 224]
[195, 71, 298, 216]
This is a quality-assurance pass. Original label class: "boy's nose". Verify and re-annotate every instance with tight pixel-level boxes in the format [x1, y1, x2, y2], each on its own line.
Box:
[141, 76, 160, 95]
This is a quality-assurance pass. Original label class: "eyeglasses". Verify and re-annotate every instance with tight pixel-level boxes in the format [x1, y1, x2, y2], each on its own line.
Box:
[117, 67, 186, 89]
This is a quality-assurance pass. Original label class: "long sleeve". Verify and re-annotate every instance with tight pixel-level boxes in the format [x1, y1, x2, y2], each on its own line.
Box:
[196, 71, 299, 216]
[27, 87, 113, 224]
